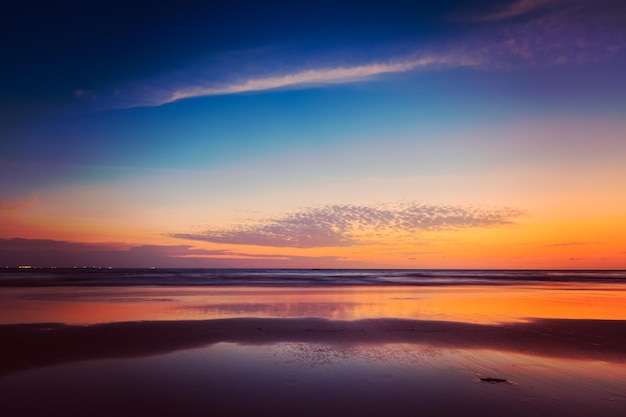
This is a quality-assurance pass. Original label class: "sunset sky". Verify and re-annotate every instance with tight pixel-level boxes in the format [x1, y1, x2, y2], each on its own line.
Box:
[2, 0, 625, 268]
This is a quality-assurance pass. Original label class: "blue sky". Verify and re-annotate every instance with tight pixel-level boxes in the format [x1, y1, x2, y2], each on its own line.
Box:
[2, 0, 626, 268]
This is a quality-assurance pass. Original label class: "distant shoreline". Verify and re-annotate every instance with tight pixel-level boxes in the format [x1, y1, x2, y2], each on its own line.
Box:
[1, 268, 625, 287]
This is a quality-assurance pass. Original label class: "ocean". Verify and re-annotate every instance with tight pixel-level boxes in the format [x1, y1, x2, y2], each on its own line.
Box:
[3, 267, 626, 287]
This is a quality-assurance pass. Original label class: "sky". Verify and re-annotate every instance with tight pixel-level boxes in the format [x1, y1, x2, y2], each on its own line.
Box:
[1, 0, 626, 269]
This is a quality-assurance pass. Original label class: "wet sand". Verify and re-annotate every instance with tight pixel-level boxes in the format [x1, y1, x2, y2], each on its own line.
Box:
[2, 317, 626, 376]
[2, 317, 626, 417]
[3, 283, 626, 325]
[3, 282, 626, 416]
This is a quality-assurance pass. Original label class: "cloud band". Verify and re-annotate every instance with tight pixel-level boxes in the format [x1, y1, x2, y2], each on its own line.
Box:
[172, 203, 525, 248]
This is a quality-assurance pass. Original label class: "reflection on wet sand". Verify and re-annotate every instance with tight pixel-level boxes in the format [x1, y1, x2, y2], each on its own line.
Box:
[2, 321, 626, 417]
[2, 283, 626, 325]
[3, 282, 626, 417]
[2, 317, 626, 376]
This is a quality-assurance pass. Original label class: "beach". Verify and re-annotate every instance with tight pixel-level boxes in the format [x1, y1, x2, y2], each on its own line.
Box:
[2, 269, 626, 416]
[5, 0, 626, 415]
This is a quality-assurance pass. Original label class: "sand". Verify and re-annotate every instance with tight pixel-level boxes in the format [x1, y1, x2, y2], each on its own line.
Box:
[3, 280, 626, 417]
[2, 317, 626, 417]
[2, 317, 626, 376]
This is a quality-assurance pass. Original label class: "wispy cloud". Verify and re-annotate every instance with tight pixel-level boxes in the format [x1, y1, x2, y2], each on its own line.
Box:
[163, 56, 465, 105]
[85, 0, 624, 110]
[545, 242, 600, 248]
[473, 0, 626, 24]
[78, 54, 477, 109]
[464, 0, 626, 67]
[474, 0, 559, 22]
[0, 238, 357, 268]
[172, 203, 525, 248]
[0, 195, 38, 211]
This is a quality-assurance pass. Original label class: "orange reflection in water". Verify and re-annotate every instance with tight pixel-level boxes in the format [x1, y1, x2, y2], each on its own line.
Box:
[2, 282, 626, 325]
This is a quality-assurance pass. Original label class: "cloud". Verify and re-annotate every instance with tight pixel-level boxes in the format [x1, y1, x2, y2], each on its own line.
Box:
[84, 53, 478, 110]
[473, 0, 559, 22]
[472, 0, 626, 25]
[172, 203, 525, 249]
[458, 0, 626, 67]
[545, 242, 600, 248]
[0, 195, 38, 211]
[160, 55, 467, 105]
[73, 89, 95, 100]
[0, 238, 362, 268]
[90, 0, 624, 110]
[0, 238, 251, 261]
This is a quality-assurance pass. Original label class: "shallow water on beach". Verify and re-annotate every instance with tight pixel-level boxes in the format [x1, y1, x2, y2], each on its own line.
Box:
[3, 273, 626, 416]
[2, 341, 625, 417]
[2, 282, 626, 325]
